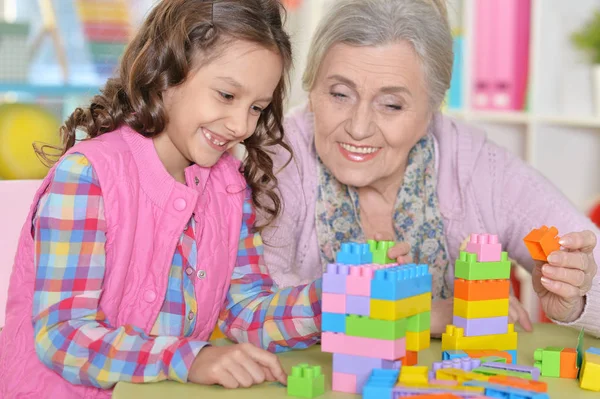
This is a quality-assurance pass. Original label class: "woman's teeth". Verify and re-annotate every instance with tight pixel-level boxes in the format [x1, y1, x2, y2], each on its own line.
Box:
[340, 143, 379, 154]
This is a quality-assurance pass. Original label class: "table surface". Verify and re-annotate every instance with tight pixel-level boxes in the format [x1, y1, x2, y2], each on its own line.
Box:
[112, 323, 600, 398]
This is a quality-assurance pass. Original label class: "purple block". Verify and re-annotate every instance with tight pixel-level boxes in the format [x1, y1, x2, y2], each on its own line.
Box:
[452, 315, 508, 336]
[481, 362, 540, 380]
[433, 357, 481, 372]
[392, 386, 485, 398]
[332, 353, 401, 375]
[323, 263, 349, 294]
[346, 295, 370, 316]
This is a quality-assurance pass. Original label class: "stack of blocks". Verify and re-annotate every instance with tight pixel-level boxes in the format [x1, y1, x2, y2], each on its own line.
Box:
[533, 347, 578, 378]
[441, 234, 517, 360]
[320, 240, 433, 394]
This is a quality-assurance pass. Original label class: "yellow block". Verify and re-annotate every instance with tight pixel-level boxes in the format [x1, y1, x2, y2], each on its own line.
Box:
[441, 324, 517, 351]
[436, 368, 491, 383]
[580, 352, 600, 391]
[399, 366, 429, 384]
[407, 330, 430, 351]
[370, 293, 431, 321]
[453, 298, 509, 318]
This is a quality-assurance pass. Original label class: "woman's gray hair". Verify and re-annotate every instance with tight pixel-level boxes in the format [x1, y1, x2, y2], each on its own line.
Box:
[302, 0, 453, 110]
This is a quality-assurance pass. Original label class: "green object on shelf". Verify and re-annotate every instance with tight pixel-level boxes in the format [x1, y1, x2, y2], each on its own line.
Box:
[0, 21, 29, 36]
[287, 364, 325, 398]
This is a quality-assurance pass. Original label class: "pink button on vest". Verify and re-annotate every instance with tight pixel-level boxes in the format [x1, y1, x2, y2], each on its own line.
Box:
[0, 126, 245, 398]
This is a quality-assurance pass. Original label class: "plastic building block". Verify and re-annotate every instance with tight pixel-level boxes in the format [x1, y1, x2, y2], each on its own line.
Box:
[580, 350, 600, 391]
[454, 251, 511, 280]
[523, 226, 560, 262]
[559, 348, 577, 378]
[321, 312, 346, 333]
[407, 329, 431, 351]
[464, 350, 514, 364]
[321, 332, 406, 360]
[332, 353, 400, 375]
[435, 368, 490, 383]
[407, 311, 432, 332]
[489, 375, 547, 393]
[453, 298, 509, 319]
[479, 362, 540, 380]
[363, 369, 399, 399]
[479, 356, 507, 364]
[506, 350, 517, 365]
[370, 292, 432, 320]
[345, 314, 407, 340]
[370, 264, 432, 300]
[433, 357, 482, 372]
[589, 346, 600, 355]
[399, 366, 429, 384]
[346, 263, 394, 296]
[323, 263, 349, 294]
[452, 315, 508, 336]
[321, 292, 346, 314]
[400, 350, 418, 366]
[441, 324, 518, 351]
[463, 380, 550, 399]
[443, 350, 468, 360]
[454, 278, 510, 301]
[472, 365, 532, 379]
[391, 383, 485, 397]
[336, 242, 372, 265]
[331, 371, 356, 394]
[465, 233, 502, 262]
[346, 294, 370, 316]
[533, 346, 562, 377]
[368, 239, 395, 264]
[287, 363, 325, 398]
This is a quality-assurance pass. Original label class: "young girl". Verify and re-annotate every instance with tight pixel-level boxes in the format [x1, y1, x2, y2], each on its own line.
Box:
[0, 1, 321, 397]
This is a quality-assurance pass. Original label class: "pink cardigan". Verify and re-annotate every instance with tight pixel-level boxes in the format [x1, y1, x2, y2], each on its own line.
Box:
[260, 104, 600, 337]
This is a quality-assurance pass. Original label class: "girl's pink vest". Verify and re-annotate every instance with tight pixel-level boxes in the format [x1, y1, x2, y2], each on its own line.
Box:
[0, 126, 246, 398]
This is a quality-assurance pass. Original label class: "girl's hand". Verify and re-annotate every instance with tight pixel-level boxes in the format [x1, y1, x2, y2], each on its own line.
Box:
[188, 343, 287, 388]
[532, 230, 598, 323]
[509, 294, 533, 332]
[372, 233, 412, 264]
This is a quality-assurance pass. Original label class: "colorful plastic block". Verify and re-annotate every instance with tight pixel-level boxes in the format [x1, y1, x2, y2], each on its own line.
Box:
[523, 226, 560, 262]
[391, 383, 485, 397]
[442, 350, 468, 360]
[489, 375, 547, 392]
[363, 369, 399, 399]
[336, 242, 372, 265]
[331, 371, 356, 394]
[464, 350, 514, 364]
[399, 366, 429, 384]
[479, 356, 506, 364]
[465, 233, 502, 262]
[323, 263, 349, 294]
[407, 329, 431, 351]
[370, 264, 432, 300]
[321, 292, 346, 314]
[400, 350, 418, 366]
[332, 353, 400, 375]
[441, 324, 518, 351]
[346, 263, 394, 296]
[463, 380, 549, 399]
[407, 311, 431, 332]
[368, 239, 395, 264]
[453, 298, 509, 319]
[452, 315, 508, 336]
[506, 350, 517, 364]
[321, 332, 406, 360]
[580, 350, 600, 391]
[533, 346, 562, 377]
[346, 314, 407, 340]
[321, 312, 346, 333]
[454, 251, 511, 281]
[346, 294, 370, 316]
[559, 348, 578, 378]
[435, 368, 490, 383]
[370, 292, 431, 320]
[454, 278, 510, 301]
[433, 357, 482, 372]
[287, 364, 325, 398]
[479, 362, 540, 380]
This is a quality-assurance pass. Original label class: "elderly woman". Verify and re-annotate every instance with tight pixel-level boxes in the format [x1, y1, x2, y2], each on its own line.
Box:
[261, 0, 600, 337]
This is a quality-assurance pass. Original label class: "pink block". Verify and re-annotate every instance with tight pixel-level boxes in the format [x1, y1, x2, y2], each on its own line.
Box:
[465, 233, 502, 262]
[332, 372, 358, 394]
[322, 292, 346, 314]
[321, 332, 406, 360]
[346, 263, 398, 296]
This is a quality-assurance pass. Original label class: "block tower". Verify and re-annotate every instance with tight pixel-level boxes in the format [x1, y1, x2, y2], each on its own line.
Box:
[321, 240, 433, 394]
[441, 234, 518, 360]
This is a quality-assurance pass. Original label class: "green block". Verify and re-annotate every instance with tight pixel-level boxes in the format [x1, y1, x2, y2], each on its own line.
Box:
[346, 315, 406, 340]
[368, 240, 395, 264]
[479, 356, 507, 364]
[406, 311, 431, 332]
[454, 251, 511, 280]
[287, 364, 325, 398]
[533, 346, 562, 378]
[472, 366, 532, 380]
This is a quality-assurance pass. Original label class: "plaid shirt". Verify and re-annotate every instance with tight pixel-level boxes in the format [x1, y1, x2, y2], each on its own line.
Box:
[32, 153, 321, 389]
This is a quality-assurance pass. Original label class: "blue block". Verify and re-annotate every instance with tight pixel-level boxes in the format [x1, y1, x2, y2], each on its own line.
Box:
[506, 349, 517, 364]
[336, 242, 372, 265]
[587, 347, 600, 355]
[370, 264, 432, 300]
[363, 369, 399, 399]
[464, 381, 549, 399]
[322, 312, 346, 333]
[442, 350, 467, 360]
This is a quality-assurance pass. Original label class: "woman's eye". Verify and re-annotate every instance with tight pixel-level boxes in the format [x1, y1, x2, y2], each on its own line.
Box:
[386, 104, 402, 111]
[330, 92, 347, 99]
[219, 91, 234, 101]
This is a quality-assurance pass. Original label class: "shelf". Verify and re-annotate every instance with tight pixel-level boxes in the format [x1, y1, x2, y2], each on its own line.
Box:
[536, 115, 600, 129]
[0, 83, 100, 96]
[444, 110, 530, 124]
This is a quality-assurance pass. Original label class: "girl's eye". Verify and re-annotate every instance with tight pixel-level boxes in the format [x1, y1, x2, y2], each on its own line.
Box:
[250, 105, 264, 115]
[219, 91, 234, 101]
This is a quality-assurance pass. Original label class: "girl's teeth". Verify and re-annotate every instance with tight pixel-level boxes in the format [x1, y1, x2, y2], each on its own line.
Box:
[204, 131, 226, 146]
[340, 143, 378, 154]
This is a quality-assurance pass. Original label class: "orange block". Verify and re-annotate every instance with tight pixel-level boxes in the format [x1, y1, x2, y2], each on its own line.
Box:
[523, 226, 560, 262]
[560, 348, 578, 379]
[489, 376, 547, 393]
[410, 395, 463, 399]
[464, 350, 513, 363]
[454, 279, 510, 301]
[400, 350, 418, 366]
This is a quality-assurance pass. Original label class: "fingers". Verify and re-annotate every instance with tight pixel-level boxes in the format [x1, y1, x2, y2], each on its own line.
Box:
[387, 242, 411, 262]
[531, 261, 546, 295]
[242, 343, 287, 385]
[263, 366, 277, 382]
[509, 296, 533, 332]
[540, 276, 582, 298]
[541, 264, 586, 287]
[216, 369, 241, 389]
[233, 349, 268, 387]
[559, 230, 597, 253]
[547, 250, 591, 272]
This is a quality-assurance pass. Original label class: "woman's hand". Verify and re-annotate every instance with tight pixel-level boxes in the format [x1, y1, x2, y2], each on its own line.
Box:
[372, 233, 413, 264]
[532, 230, 598, 323]
[509, 295, 533, 332]
[188, 343, 287, 388]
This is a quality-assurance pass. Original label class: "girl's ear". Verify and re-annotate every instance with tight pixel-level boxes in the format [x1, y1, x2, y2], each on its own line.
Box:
[308, 92, 314, 112]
